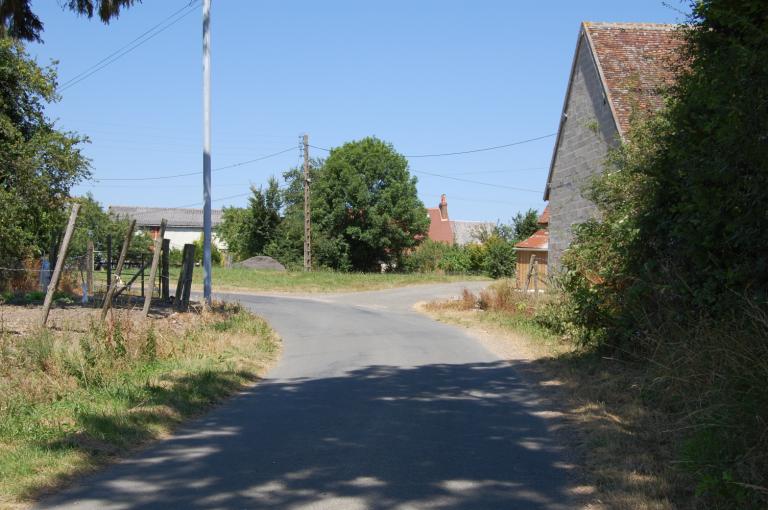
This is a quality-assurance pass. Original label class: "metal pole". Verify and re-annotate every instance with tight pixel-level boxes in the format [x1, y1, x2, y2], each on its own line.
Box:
[303, 134, 311, 271]
[202, 0, 212, 306]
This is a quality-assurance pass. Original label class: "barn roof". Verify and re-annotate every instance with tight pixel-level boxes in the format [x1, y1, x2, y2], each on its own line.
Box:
[108, 206, 224, 228]
[544, 22, 685, 200]
[583, 22, 685, 136]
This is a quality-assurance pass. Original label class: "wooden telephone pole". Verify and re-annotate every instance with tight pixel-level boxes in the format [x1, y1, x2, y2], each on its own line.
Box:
[303, 134, 312, 271]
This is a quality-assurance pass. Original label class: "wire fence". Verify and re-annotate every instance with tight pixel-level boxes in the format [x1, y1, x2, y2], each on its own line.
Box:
[0, 219, 180, 310]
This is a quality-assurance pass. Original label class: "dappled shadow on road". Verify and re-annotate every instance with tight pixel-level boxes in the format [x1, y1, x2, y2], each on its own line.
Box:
[39, 362, 578, 509]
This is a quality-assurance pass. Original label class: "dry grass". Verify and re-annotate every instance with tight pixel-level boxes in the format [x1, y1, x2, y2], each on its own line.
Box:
[0, 302, 280, 509]
[421, 281, 692, 509]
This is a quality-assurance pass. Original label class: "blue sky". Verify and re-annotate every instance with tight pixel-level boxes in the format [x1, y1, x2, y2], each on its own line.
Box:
[29, 1, 686, 222]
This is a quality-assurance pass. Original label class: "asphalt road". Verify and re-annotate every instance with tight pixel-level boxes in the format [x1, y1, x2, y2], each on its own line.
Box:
[38, 282, 578, 509]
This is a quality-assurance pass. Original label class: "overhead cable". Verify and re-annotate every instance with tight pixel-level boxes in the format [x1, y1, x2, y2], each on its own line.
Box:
[97, 146, 296, 181]
[60, 1, 200, 91]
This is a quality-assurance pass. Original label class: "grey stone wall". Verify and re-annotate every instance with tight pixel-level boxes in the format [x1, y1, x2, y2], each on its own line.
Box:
[548, 33, 619, 271]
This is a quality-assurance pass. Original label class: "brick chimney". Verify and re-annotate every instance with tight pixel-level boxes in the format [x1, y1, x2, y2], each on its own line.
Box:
[439, 194, 448, 220]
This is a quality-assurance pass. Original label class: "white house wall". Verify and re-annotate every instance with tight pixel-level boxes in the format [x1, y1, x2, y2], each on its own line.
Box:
[164, 227, 227, 251]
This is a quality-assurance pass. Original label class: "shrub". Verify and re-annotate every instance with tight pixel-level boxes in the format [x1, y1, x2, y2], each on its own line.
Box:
[482, 236, 515, 279]
[403, 240, 449, 273]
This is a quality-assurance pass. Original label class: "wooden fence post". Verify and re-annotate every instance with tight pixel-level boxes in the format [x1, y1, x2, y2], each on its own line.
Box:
[142, 219, 167, 318]
[524, 254, 537, 293]
[106, 234, 112, 292]
[100, 220, 136, 321]
[40, 204, 80, 327]
[181, 244, 194, 309]
[174, 246, 188, 305]
[86, 240, 94, 299]
[161, 239, 170, 301]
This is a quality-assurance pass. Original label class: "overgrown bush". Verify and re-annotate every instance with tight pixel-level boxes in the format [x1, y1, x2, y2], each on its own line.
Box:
[550, 1, 768, 504]
[482, 236, 516, 279]
[402, 240, 449, 273]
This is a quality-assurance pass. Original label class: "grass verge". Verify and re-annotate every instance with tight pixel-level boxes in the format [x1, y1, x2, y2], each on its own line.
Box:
[185, 267, 489, 293]
[421, 281, 692, 509]
[0, 304, 280, 509]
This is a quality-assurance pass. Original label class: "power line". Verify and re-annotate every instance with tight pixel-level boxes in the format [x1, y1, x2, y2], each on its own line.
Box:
[309, 133, 555, 158]
[414, 169, 542, 194]
[96, 146, 296, 181]
[445, 166, 547, 175]
[60, 1, 199, 91]
[404, 134, 556, 158]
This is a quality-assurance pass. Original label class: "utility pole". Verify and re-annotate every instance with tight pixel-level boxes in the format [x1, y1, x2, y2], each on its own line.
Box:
[303, 134, 311, 271]
[202, 0, 212, 306]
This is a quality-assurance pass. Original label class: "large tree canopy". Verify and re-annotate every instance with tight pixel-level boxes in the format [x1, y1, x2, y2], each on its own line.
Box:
[0, 39, 89, 275]
[0, 0, 140, 42]
[312, 137, 429, 271]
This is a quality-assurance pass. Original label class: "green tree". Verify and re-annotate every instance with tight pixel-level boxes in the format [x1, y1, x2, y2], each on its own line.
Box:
[263, 166, 309, 268]
[511, 209, 540, 243]
[193, 234, 222, 266]
[0, 0, 139, 42]
[217, 177, 282, 261]
[0, 39, 89, 281]
[312, 137, 429, 271]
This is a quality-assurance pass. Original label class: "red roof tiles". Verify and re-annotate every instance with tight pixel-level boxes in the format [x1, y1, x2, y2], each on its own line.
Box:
[537, 205, 550, 226]
[583, 22, 685, 136]
[515, 229, 549, 251]
[427, 207, 453, 243]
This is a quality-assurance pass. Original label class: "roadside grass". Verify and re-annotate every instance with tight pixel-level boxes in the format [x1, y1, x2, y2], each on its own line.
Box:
[0, 304, 279, 509]
[89, 268, 487, 295]
[421, 280, 692, 509]
[185, 267, 489, 293]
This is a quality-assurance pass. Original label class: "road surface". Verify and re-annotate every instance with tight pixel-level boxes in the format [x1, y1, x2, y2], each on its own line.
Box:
[39, 282, 579, 509]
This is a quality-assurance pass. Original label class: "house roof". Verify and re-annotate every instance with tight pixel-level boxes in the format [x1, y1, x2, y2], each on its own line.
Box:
[583, 22, 684, 136]
[450, 220, 495, 245]
[108, 206, 224, 228]
[537, 205, 550, 226]
[544, 22, 684, 200]
[515, 229, 549, 251]
[426, 207, 453, 243]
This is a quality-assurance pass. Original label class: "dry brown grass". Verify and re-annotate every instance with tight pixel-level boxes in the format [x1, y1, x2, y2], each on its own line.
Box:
[0, 301, 280, 508]
[421, 282, 693, 509]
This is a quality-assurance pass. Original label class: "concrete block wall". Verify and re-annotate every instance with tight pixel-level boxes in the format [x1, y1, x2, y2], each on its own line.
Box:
[548, 34, 619, 270]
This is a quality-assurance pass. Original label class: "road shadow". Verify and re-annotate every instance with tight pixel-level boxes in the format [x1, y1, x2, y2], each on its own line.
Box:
[38, 361, 577, 509]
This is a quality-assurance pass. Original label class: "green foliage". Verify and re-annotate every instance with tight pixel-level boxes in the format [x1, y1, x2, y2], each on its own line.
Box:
[168, 247, 183, 267]
[0, 39, 90, 280]
[312, 137, 429, 271]
[0, 0, 139, 42]
[494, 209, 541, 244]
[68, 193, 152, 261]
[403, 240, 449, 273]
[192, 234, 222, 266]
[482, 235, 516, 279]
[552, 1, 768, 505]
[217, 177, 282, 261]
[403, 238, 513, 278]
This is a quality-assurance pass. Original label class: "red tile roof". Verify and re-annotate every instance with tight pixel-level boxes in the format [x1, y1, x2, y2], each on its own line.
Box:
[515, 229, 549, 251]
[537, 205, 550, 226]
[583, 22, 685, 136]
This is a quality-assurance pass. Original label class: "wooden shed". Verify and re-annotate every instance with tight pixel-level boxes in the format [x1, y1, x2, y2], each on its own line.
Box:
[515, 207, 549, 290]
